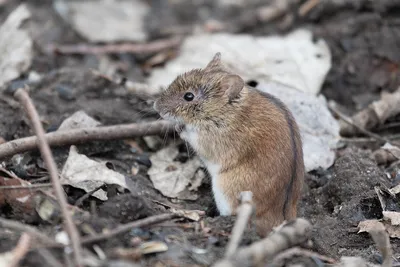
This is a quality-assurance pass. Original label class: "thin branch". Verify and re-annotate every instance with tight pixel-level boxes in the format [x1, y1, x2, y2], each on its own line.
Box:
[328, 102, 392, 144]
[0, 183, 52, 190]
[270, 247, 337, 266]
[225, 191, 254, 258]
[74, 185, 104, 206]
[0, 216, 58, 246]
[0, 120, 175, 160]
[9, 233, 31, 267]
[14, 88, 83, 267]
[81, 213, 178, 244]
[298, 0, 320, 17]
[47, 36, 182, 55]
[213, 218, 312, 267]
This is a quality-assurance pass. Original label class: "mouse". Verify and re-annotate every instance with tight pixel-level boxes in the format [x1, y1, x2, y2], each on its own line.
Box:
[153, 53, 304, 236]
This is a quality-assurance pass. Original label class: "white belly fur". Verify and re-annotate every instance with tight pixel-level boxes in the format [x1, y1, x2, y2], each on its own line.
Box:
[204, 159, 232, 215]
[180, 125, 232, 216]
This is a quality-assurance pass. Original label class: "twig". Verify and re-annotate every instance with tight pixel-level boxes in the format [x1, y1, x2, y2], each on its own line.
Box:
[81, 213, 178, 244]
[0, 217, 58, 246]
[328, 102, 392, 144]
[225, 191, 254, 258]
[270, 247, 337, 266]
[213, 218, 312, 267]
[298, 0, 320, 17]
[368, 221, 392, 267]
[0, 120, 175, 160]
[0, 183, 52, 190]
[14, 88, 83, 267]
[9, 233, 31, 267]
[74, 185, 104, 206]
[47, 36, 182, 55]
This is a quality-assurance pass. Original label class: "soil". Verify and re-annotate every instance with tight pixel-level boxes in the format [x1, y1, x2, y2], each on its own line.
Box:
[1, 0, 400, 266]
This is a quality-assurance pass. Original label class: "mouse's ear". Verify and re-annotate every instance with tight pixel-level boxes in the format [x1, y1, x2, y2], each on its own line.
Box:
[221, 74, 244, 101]
[205, 52, 222, 70]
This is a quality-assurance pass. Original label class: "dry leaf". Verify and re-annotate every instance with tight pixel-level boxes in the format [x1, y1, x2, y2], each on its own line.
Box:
[170, 208, 205, 221]
[383, 211, 400, 226]
[148, 145, 203, 200]
[0, 4, 33, 87]
[113, 241, 168, 261]
[148, 29, 331, 96]
[0, 174, 35, 214]
[58, 110, 101, 131]
[0, 251, 14, 267]
[61, 146, 128, 200]
[258, 82, 339, 172]
[381, 143, 400, 159]
[53, 0, 149, 42]
[359, 219, 400, 239]
[389, 183, 400, 195]
[358, 219, 382, 234]
[340, 89, 400, 137]
[140, 241, 168, 254]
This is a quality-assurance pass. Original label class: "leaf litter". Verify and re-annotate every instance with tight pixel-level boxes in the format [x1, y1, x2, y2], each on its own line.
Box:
[61, 146, 129, 201]
[0, 4, 33, 88]
[148, 145, 203, 200]
[1, 0, 400, 266]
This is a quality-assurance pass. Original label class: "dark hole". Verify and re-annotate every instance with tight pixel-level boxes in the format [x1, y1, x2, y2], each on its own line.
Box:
[275, 59, 283, 64]
[316, 54, 322, 58]
[246, 80, 258, 87]
[105, 162, 115, 170]
[360, 197, 383, 219]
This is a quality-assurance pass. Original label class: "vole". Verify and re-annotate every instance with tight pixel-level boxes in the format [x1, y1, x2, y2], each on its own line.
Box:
[153, 53, 304, 236]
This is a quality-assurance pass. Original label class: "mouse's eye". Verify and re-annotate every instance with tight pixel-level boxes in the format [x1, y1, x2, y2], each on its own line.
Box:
[183, 92, 195, 101]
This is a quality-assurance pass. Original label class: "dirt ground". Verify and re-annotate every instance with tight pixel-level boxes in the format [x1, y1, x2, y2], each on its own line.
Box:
[1, 0, 400, 266]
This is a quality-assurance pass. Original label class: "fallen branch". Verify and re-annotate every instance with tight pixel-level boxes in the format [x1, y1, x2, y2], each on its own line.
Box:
[368, 221, 392, 267]
[270, 247, 337, 265]
[224, 191, 254, 258]
[81, 213, 178, 244]
[0, 217, 57, 246]
[0, 120, 175, 160]
[328, 102, 393, 145]
[14, 88, 83, 266]
[335, 88, 400, 137]
[47, 36, 182, 55]
[213, 218, 312, 267]
[0, 183, 52, 190]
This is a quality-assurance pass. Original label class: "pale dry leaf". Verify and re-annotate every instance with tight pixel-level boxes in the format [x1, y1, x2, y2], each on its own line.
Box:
[0, 4, 33, 87]
[148, 29, 331, 95]
[358, 219, 382, 234]
[372, 89, 400, 124]
[170, 208, 205, 221]
[139, 241, 168, 254]
[359, 218, 400, 239]
[337, 257, 370, 267]
[383, 211, 400, 226]
[148, 145, 203, 200]
[53, 0, 149, 42]
[61, 146, 128, 200]
[258, 81, 339, 171]
[189, 169, 206, 191]
[385, 224, 400, 239]
[389, 183, 400, 195]
[0, 251, 13, 267]
[58, 110, 101, 131]
[381, 143, 400, 160]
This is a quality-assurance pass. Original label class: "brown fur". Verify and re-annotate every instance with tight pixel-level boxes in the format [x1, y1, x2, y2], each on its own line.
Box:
[154, 53, 304, 236]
